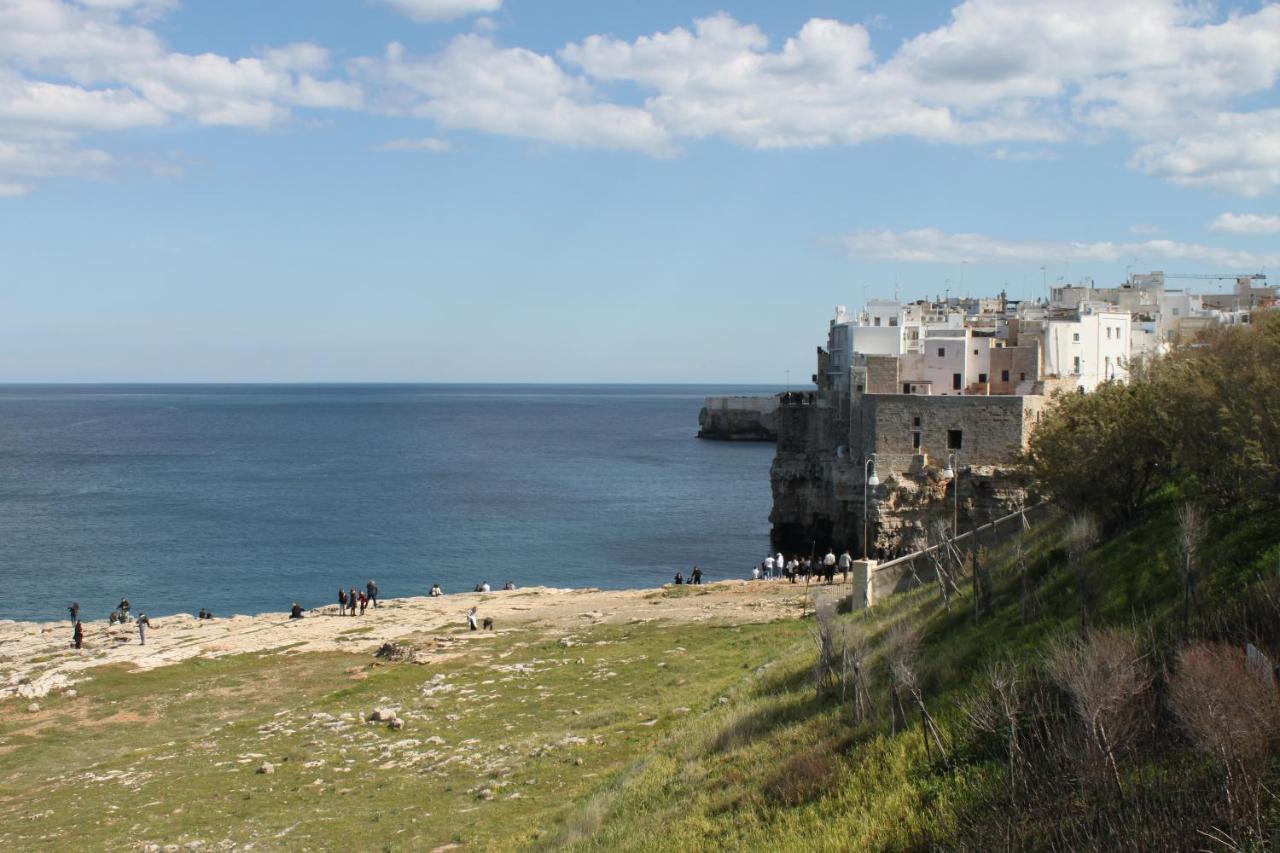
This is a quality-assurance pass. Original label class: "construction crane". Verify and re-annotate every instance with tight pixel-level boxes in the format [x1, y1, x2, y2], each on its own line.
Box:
[1165, 272, 1266, 281]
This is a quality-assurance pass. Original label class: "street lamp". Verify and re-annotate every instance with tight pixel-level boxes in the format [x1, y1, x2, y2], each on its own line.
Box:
[863, 453, 879, 560]
[941, 451, 959, 539]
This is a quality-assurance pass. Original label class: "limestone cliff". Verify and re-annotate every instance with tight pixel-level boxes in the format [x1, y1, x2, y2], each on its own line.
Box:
[769, 394, 1036, 556]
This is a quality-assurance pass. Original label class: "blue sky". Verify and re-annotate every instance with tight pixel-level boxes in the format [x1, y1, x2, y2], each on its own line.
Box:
[2, 0, 1279, 382]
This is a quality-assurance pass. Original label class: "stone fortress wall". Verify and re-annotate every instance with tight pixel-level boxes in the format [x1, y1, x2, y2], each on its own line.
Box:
[697, 395, 779, 441]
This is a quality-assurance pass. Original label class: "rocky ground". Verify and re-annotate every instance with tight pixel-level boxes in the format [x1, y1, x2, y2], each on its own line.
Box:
[0, 580, 808, 701]
[0, 580, 821, 851]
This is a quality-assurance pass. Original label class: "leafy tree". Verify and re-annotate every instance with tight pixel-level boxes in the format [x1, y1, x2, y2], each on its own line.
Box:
[1025, 374, 1172, 526]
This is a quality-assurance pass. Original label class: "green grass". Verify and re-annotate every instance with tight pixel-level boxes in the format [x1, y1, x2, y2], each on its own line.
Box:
[546, 503, 1280, 850]
[0, 619, 807, 851]
[3, 502, 1275, 850]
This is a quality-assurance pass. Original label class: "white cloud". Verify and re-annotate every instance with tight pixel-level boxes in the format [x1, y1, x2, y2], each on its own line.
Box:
[372, 0, 501, 24]
[6, 0, 1280, 196]
[0, 0, 362, 192]
[352, 36, 669, 154]
[842, 226, 1280, 268]
[376, 135, 451, 152]
[1129, 224, 1161, 236]
[1209, 212, 1280, 234]
[1131, 110, 1280, 196]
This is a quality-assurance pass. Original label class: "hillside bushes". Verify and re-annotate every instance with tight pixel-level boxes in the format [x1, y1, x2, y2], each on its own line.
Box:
[1027, 311, 1280, 524]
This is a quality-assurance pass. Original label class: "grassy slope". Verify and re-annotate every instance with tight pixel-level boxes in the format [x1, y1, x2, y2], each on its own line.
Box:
[559, 501, 1280, 851]
[2, 504, 1275, 851]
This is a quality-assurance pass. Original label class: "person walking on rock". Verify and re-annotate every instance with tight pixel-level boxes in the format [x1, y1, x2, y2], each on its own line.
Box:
[367, 579, 378, 608]
[839, 550, 852, 583]
[137, 613, 151, 645]
[73, 619, 84, 649]
[823, 549, 837, 584]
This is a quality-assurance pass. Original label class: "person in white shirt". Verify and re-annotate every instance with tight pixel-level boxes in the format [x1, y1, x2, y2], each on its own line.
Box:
[480, 581, 491, 593]
[764, 555, 775, 578]
[823, 549, 837, 584]
[775, 553, 784, 577]
[838, 550, 852, 582]
[751, 565, 761, 581]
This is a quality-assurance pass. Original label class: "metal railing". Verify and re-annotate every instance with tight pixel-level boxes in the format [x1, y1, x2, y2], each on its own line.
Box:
[871, 500, 1051, 574]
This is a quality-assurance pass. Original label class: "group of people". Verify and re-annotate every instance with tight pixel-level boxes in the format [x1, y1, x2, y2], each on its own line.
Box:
[336, 580, 379, 616]
[68, 598, 151, 648]
[672, 566, 704, 585]
[753, 549, 853, 585]
[470, 581, 516, 593]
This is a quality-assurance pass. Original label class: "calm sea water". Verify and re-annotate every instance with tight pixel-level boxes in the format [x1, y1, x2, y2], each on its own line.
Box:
[0, 385, 779, 622]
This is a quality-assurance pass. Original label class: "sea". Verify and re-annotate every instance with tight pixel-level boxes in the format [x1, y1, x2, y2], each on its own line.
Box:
[0, 384, 781, 622]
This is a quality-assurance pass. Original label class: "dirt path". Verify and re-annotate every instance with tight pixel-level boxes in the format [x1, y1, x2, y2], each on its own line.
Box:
[0, 581, 814, 700]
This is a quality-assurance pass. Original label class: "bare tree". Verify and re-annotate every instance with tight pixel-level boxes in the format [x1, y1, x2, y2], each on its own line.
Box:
[1175, 502, 1205, 633]
[1015, 533, 1035, 624]
[887, 624, 949, 766]
[812, 598, 838, 696]
[1169, 642, 1280, 838]
[962, 661, 1026, 793]
[1046, 629, 1152, 799]
[840, 624, 874, 726]
[1066, 514, 1100, 631]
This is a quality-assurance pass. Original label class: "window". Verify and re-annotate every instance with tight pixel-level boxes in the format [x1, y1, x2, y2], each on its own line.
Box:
[1001, 369, 1010, 382]
[973, 349, 979, 355]
[913, 416, 921, 427]
[1073, 356, 1081, 374]
[1020, 372, 1026, 381]
[874, 317, 881, 326]
[856, 384, 864, 393]
[937, 347, 946, 357]
[952, 373, 962, 390]
[1106, 327, 1112, 340]
[947, 429, 963, 449]
[978, 372, 988, 383]
[912, 431, 922, 449]
[1072, 332, 1080, 342]
[889, 317, 899, 327]
[903, 383, 911, 394]
[1172, 308, 1180, 316]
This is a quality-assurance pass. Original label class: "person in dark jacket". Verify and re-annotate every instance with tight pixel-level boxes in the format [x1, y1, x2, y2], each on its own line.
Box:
[367, 580, 378, 608]
[73, 620, 84, 649]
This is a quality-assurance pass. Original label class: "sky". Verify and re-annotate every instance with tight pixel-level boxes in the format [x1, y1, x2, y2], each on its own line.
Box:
[1, 0, 1279, 383]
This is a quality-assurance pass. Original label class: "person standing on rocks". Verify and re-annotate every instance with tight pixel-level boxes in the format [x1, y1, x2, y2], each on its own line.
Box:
[69, 602, 79, 625]
[73, 619, 83, 649]
[691, 566, 703, 585]
[367, 579, 378, 608]
[349, 587, 359, 616]
[338, 587, 347, 615]
[467, 606, 478, 631]
[358, 590, 368, 616]
[137, 613, 151, 645]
